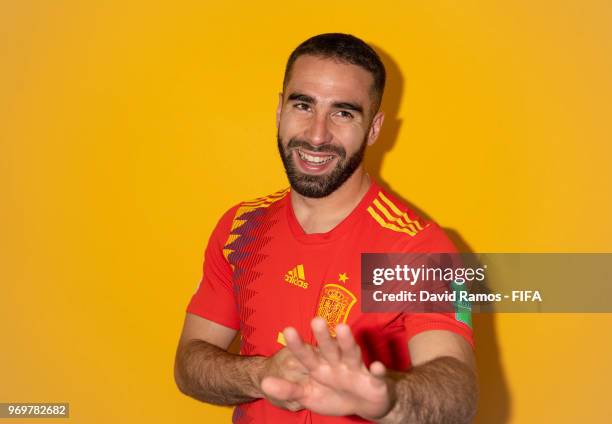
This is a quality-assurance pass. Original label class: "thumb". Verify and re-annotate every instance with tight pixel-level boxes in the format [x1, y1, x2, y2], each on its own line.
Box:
[261, 376, 305, 401]
[369, 361, 387, 382]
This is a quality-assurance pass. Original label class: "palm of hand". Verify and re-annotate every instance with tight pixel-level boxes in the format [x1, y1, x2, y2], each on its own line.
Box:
[293, 362, 391, 418]
[261, 318, 394, 421]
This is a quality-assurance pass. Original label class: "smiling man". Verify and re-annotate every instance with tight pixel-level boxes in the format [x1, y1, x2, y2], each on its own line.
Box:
[174, 33, 478, 423]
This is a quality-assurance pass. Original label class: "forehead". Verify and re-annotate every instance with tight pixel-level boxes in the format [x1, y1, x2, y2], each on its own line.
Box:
[285, 55, 375, 104]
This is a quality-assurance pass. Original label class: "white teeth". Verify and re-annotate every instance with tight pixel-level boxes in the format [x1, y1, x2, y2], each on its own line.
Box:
[297, 150, 334, 165]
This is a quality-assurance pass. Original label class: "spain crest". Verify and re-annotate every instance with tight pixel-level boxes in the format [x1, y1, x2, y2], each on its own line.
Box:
[315, 283, 357, 336]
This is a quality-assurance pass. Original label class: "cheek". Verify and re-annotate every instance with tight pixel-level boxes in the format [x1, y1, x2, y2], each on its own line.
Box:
[278, 113, 296, 132]
[279, 114, 310, 139]
[336, 126, 368, 151]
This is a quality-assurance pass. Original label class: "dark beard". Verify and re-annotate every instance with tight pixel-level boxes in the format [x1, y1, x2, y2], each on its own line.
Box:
[277, 134, 367, 198]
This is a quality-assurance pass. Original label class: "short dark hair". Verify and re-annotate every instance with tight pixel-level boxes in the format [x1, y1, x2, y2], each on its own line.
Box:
[283, 33, 386, 111]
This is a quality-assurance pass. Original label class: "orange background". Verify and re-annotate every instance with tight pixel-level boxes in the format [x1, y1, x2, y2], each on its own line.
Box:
[2, 1, 611, 423]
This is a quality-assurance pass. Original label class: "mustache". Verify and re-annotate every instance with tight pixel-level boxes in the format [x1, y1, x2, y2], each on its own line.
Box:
[287, 138, 346, 158]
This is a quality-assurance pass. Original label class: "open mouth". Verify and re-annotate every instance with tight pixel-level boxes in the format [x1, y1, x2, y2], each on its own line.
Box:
[297, 149, 335, 165]
[294, 149, 337, 173]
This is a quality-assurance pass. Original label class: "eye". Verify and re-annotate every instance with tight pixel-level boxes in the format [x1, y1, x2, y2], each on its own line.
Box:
[335, 110, 354, 120]
[294, 103, 311, 111]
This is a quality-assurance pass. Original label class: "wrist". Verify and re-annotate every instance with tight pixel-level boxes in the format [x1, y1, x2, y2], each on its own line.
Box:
[372, 375, 401, 424]
[246, 355, 268, 399]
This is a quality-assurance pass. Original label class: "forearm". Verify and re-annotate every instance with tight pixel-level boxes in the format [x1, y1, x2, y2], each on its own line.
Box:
[376, 356, 478, 424]
[174, 339, 266, 406]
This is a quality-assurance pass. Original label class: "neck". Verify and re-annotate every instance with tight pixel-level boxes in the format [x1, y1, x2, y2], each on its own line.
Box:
[290, 167, 372, 234]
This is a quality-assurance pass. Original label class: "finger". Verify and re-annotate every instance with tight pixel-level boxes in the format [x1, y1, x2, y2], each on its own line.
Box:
[261, 376, 305, 402]
[283, 326, 320, 370]
[369, 361, 387, 382]
[335, 323, 363, 369]
[365, 361, 388, 391]
[311, 317, 340, 364]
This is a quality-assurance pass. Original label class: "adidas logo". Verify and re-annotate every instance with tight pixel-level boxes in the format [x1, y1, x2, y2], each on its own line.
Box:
[284, 264, 309, 289]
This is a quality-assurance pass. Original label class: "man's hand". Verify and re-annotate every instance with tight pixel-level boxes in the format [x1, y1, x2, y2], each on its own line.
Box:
[260, 317, 396, 420]
[258, 347, 309, 412]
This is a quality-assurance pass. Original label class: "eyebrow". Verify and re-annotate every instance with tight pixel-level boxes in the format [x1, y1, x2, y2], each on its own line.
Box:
[333, 102, 363, 114]
[287, 92, 364, 115]
[287, 93, 315, 103]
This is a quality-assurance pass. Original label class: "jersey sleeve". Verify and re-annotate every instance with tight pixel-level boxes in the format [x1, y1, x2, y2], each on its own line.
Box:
[401, 223, 475, 348]
[186, 204, 241, 330]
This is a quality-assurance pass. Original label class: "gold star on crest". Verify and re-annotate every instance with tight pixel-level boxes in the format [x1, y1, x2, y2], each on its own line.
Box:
[338, 272, 349, 283]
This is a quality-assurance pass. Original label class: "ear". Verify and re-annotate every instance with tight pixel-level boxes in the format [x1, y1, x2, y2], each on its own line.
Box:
[276, 92, 283, 129]
[367, 111, 385, 146]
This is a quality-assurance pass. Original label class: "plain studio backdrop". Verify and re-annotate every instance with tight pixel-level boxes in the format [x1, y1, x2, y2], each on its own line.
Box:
[1, 1, 611, 423]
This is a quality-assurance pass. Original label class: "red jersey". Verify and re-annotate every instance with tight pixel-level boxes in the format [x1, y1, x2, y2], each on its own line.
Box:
[187, 179, 473, 423]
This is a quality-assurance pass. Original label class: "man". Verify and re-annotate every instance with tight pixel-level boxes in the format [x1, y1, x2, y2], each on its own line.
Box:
[174, 33, 478, 423]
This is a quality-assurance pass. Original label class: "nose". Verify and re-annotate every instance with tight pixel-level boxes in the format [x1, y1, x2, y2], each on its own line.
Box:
[305, 111, 333, 147]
